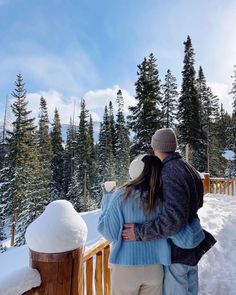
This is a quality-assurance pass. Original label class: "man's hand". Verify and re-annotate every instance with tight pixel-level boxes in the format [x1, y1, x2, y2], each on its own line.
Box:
[122, 224, 135, 241]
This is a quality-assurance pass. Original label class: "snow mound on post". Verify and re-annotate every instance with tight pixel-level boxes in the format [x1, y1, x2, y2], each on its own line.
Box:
[25, 200, 88, 253]
[0, 266, 41, 295]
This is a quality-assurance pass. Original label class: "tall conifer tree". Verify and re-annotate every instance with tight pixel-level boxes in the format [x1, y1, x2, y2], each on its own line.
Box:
[196, 67, 221, 173]
[115, 90, 130, 185]
[0, 74, 41, 246]
[98, 106, 116, 182]
[229, 66, 236, 176]
[108, 101, 116, 156]
[38, 96, 53, 204]
[63, 117, 77, 195]
[209, 104, 230, 176]
[161, 69, 178, 128]
[88, 115, 98, 196]
[128, 53, 162, 156]
[177, 36, 202, 169]
[67, 100, 96, 211]
[0, 97, 9, 170]
[51, 108, 64, 197]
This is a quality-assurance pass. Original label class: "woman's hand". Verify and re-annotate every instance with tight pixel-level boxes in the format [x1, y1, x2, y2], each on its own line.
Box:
[122, 224, 136, 241]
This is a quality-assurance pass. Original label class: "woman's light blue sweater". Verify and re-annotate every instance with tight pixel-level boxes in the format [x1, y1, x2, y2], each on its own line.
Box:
[97, 188, 205, 266]
[97, 188, 171, 266]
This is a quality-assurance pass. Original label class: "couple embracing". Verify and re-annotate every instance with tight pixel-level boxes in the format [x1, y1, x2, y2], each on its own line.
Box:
[98, 128, 216, 295]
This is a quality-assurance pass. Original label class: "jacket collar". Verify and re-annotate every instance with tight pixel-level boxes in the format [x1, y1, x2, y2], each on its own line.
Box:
[162, 152, 182, 165]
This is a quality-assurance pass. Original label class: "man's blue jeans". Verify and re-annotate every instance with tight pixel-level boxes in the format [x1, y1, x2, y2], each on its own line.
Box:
[163, 264, 198, 295]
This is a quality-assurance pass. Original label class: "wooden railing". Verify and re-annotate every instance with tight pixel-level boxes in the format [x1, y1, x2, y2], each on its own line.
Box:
[83, 241, 111, 295]
[23, 241, 111, 295]
[18, 176, 236, 295]
[203, 174, 236, 196]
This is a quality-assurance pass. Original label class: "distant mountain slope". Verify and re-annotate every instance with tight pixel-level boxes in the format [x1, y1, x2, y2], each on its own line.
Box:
[60, 121, 100, 143]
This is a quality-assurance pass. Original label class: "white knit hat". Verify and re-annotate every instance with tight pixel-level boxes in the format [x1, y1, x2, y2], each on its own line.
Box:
[129, 154, 147, 180]
[103, 181, 116, 192]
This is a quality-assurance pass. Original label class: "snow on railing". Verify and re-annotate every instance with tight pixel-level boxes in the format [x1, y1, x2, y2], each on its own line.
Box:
[0, 267, 41, 295]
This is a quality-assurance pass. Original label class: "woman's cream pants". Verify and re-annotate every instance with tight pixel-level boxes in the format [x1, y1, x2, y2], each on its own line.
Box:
[110, 264, 163, 295]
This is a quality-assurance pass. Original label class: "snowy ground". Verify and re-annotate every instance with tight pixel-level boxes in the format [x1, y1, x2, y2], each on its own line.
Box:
[0, 195, 236, 294]
[198, 194, 236, 295]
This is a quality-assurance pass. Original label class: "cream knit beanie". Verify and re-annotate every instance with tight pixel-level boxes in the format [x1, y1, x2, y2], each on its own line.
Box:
[129, 154, 147, 180]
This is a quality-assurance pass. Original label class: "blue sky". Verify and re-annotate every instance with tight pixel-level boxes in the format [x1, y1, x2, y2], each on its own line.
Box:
[0, 0, 235, 124]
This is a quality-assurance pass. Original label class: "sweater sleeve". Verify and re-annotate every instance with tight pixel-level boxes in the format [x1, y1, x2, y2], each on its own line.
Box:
[101, 192, 113, 210]
[134, 167, 190, 241]
[97, 190, 123, 242]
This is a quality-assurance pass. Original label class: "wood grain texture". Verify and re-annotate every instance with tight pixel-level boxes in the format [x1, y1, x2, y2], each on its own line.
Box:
[86, 257, 93, 295]
[95, 251, 103, 295]
[103, 246, 111, 295]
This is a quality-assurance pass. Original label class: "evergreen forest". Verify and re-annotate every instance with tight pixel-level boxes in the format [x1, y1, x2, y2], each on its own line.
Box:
[0, 36, 235, 248]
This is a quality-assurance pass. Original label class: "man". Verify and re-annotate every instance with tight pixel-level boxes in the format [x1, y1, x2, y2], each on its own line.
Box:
[122, 128, 216, 295]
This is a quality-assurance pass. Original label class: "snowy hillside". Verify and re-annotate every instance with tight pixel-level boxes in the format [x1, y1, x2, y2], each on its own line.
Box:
[1, 195, 236, 294]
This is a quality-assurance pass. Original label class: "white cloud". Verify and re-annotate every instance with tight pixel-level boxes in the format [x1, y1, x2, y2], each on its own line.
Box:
[83, 85, 135, 115]
[24, 85, 135, 125]
[26, 90, 99, 125]
[207, 81, 233, 114]
[0, 42, 100, 96]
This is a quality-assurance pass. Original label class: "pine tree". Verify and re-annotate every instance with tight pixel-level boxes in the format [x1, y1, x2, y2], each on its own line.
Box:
[0, 97, 9, 170]
[161, 69, 178, 128]
[0, 165, 7, 243]
[50, 108, 64, 197]
[98, 106, 116, 182]
[115, 90, 130, 185]
[76, 99, 91, 209]
[196, 67, 222, 174]
[0, 99, 8, 243]
[88, 115, 99, 200]
[211, 104, 231, 176]
[37, 96, 53, 205]
[108, 101, 116, 155]
[95, 105, 117, 206]
[228, 66, 236, 176]
[195, 67, 210, 172]
[67, 100, 95, 211]
[94, 123, 105, 205]
[217, 104, 231, 152]
[63, 117, 77, 195]
[0, 74, 41, 246]
[177, 36, 202, 169]
[128, 53, 162, 156]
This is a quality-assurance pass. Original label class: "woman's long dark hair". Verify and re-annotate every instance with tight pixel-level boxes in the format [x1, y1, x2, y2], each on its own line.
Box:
[123, 155, 163, 213]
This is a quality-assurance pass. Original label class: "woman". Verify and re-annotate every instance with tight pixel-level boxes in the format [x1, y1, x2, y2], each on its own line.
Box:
[97, 155, 170, 295]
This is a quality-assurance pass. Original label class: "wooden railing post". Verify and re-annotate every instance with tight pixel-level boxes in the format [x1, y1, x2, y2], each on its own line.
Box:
[95, 251, 103, 295]
[103, 246, 111, 295]
[203, 173, 210, 194]
[24, 200, 88, 295]
[83, 241, 110, 295]
[24, 248, 84, 295]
